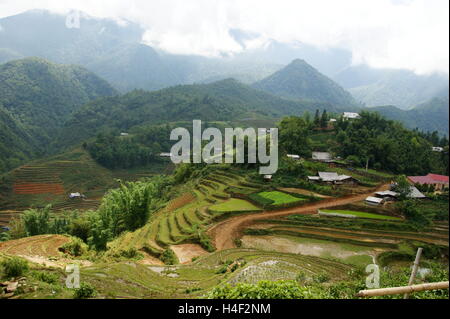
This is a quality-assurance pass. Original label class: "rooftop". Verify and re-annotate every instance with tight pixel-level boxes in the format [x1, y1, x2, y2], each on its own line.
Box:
[408, 173, 449, 185]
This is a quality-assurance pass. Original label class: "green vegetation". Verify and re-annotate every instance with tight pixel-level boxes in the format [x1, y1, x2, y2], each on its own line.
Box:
[207, 280, 325, 299]
[0, 256, 29, 278]
[0, 57, 117, 173]
[209, 199, 260, 213]
[334, 111, 448, 175]
[73, 282, 97, 299]
[320, 209, 401, 221]
[257, 191, 307, 206]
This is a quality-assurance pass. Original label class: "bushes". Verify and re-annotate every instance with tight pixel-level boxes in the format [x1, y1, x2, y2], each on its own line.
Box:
[0, 257, 29, 278]
[59, 237, 88, 257]
[207, 280, 325, 299]
[160, 249, 178, 265]
[31, 270, 59, 284]
[73, 282, 96, 299]
[395, 200, 432, 229]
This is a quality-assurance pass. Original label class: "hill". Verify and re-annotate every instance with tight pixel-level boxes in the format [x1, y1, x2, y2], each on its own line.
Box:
[370, 95, 449, 136]
[54, 78, 344, 149]
[0, 57, 117, 172]
[335, 65, 449, 109]
[252, 59, 357, 106]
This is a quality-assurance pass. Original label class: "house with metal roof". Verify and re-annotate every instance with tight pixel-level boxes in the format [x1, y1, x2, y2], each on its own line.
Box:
[308, 172, 358, 185]
[408, 173, 449, 191]
[343, 112, 360, 120]
[365, 196, 384, 206]
[312, 151, 333, 162]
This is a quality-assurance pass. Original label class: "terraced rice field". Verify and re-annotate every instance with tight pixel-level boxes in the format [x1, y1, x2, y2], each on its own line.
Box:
[0, 234, 70, 257]
[108, 169, 267, 257]
[209, 198, 261, 212]
[257, 191, 307, 205]
[249, 215, 449, 250]
[79, 248, 353, 298]
[320, 209, 402, 221]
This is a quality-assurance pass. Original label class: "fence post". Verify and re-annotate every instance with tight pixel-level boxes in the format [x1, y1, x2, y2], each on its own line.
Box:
[404, 247, 423, 299]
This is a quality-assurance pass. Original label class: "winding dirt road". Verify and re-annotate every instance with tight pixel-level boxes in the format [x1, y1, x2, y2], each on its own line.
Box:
[207, 184, 390, 251]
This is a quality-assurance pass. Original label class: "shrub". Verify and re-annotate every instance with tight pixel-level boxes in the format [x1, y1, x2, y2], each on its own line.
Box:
[31, 271, 59, 284]
[207, 280, 325, 299]
[118, 248, 141, 259]
[160, 249, 178, 265]
[59, 237, 88, 257]
[0, 257, 29, 278]
[313, 272, 330, 283]
[73, 282, 97, 299]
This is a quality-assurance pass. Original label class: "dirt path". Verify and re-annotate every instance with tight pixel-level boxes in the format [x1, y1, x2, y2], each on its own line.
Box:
[207, 184, 390, 251]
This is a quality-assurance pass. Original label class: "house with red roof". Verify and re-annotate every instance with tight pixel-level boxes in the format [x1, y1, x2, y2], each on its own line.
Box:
[407, 173, 449, 191]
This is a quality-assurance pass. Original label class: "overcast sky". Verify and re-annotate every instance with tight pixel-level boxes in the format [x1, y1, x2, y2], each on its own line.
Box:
[0, 0, 448, 74]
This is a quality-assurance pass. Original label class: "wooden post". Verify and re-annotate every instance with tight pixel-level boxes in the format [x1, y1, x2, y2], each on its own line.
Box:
[404, 247, 423, 299]
[357, 281, 449, 297]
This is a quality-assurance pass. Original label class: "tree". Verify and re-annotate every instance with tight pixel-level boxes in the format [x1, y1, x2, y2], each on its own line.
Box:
[278, 116, 312, 157]
[314, 109, 320, 127]
[320, 110, 328, 128]
[394, 175, 412, 200]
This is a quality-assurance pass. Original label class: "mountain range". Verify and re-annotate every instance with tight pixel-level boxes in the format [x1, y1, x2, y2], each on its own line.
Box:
[0, 9, 448, 110]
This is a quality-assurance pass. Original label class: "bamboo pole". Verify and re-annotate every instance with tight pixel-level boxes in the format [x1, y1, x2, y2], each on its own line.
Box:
[357, 281, 449, 297]
[404, 247, 423, 299]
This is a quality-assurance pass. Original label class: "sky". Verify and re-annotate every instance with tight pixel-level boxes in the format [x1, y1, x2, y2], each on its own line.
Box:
[0, 0, 448, 74]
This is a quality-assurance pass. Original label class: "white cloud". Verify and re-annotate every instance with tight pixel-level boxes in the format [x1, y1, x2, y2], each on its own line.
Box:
[0, 0, 448, 74]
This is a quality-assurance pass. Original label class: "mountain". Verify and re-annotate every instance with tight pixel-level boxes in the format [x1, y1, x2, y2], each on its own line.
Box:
[334, 65, 449, 109]
[252, 59, 357, 106]
[54, 78, 346, 150]
[0, 10, 281, 92]
[0, 104, 38, 172]
[0, 57, 117, 172]
[370, 95, 449, 136]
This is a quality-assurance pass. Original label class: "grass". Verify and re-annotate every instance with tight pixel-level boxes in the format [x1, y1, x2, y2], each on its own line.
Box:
[257, 191, 307, 205]
[209, 199, 261, 212]
[320, 209, 402, 221]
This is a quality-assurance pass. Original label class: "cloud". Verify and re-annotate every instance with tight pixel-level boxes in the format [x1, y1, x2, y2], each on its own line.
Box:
[0, 0, 448, 74]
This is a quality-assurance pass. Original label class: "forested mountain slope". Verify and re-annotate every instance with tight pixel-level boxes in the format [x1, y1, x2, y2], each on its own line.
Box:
[252, 59, 357, 106]
[0, 57, 117, 172]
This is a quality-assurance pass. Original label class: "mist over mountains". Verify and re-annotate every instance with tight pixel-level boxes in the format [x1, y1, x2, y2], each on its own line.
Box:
[0, 8, 448, 167]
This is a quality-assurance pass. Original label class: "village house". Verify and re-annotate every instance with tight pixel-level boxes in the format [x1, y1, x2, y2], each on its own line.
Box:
[342, 112, 360, 120]
[408, 186, 427, 199]
[311, 151, 333, 163]
[287, 154, 301, 160]
[407, 173, 449, 191]
[365, 196, 384, 206]
[308, 172, 358, 185]
[374, 190, 399, 201]
[263, 175, 273, 181]
[120, 132, 129, 136]
[432, 147, 444, 152]
[69, 192, 83, 199]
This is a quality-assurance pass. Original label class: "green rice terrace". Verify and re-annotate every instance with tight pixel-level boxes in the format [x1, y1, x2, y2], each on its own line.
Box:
[0, 162, 448, 299]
